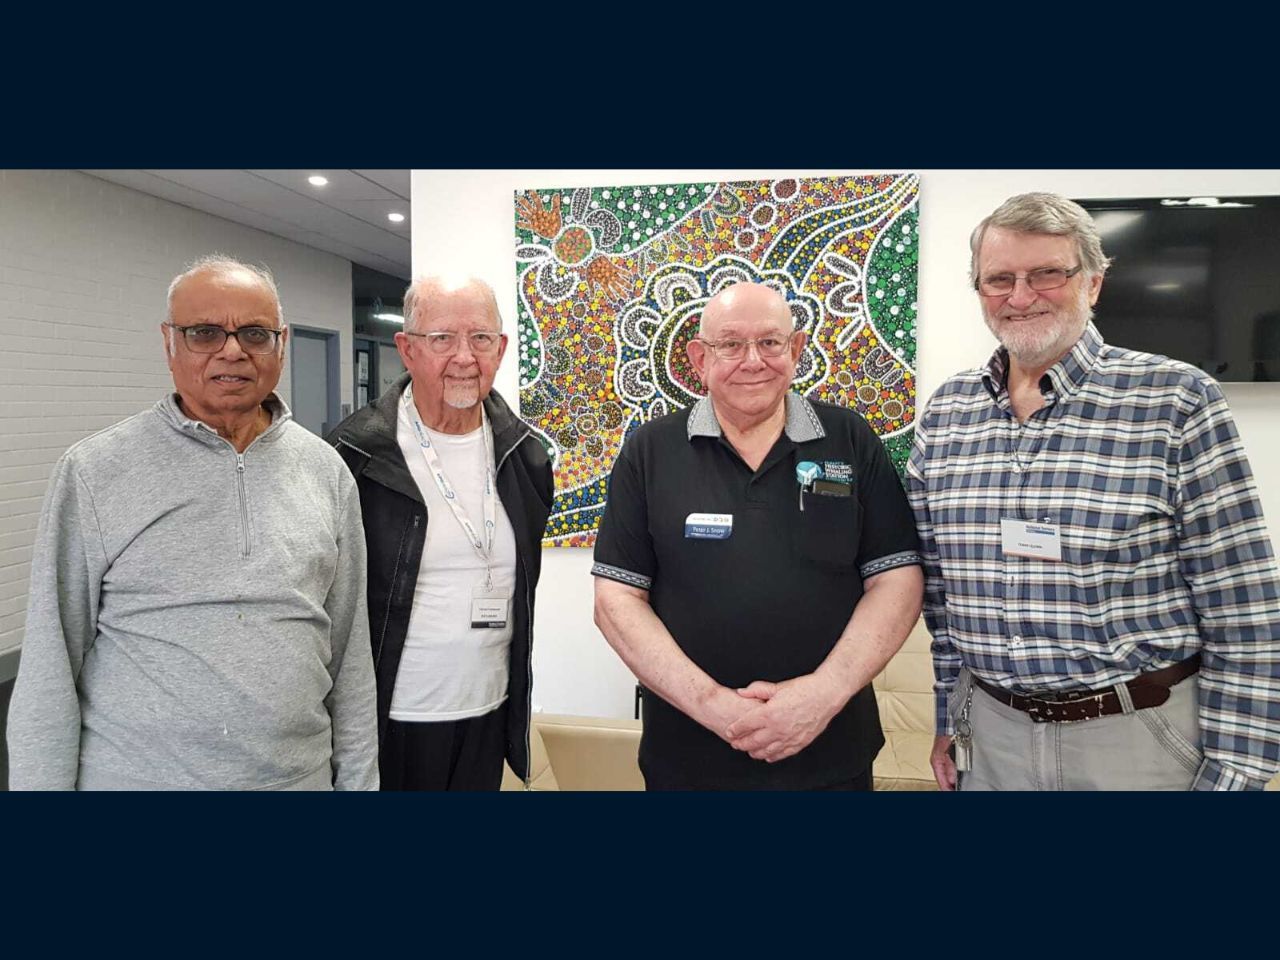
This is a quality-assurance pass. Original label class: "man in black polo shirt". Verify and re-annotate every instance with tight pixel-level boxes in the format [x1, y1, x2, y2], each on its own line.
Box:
[592, 282, 923, 790]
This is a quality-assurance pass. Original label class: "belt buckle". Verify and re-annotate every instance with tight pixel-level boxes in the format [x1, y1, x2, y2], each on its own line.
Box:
[1025, 700, 1054, 723]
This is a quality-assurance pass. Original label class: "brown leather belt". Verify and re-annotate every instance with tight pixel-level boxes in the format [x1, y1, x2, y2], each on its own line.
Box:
[973, 654, 1201, 724]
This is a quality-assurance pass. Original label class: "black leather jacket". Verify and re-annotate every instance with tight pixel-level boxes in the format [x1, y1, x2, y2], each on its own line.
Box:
[327, 375, 553, 782]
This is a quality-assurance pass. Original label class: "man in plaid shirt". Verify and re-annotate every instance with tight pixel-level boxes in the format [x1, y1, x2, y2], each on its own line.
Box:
[908, 193, 1280, 791]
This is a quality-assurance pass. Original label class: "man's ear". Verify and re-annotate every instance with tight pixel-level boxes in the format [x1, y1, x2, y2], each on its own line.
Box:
[1086, 272, 1103, 307]
[789, 330, 808, 361]
[394, 330, 413, 366]
[687, 335, 708, 381]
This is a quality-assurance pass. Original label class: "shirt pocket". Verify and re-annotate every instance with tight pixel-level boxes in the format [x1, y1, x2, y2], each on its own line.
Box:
[1059, 493, 1175, 566]
[792, 491, 861, 570]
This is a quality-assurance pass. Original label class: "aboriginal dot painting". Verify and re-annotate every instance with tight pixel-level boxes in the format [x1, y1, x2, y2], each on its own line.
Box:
[515, 174, 919, 547]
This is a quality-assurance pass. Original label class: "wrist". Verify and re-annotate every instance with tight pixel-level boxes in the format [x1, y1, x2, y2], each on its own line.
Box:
[808, 669, 852, 720]
[693, 681, 730, 722]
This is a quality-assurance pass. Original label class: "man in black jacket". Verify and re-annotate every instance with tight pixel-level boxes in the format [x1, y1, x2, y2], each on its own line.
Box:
[328, 277, 552, 790]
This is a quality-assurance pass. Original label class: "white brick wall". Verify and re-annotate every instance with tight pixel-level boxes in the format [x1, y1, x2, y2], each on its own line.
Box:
[0, 169, 354, 655]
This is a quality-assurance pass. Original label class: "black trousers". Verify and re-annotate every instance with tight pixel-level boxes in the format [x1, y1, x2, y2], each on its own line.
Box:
[380, 703, 507, 791]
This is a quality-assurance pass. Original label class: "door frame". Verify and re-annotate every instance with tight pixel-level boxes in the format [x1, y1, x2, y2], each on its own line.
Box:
[289, 325, 341, 435]
[354, 334, 401, 409]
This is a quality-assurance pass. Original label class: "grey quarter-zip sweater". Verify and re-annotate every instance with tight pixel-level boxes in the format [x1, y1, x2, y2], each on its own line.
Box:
[7, 393, 378, 790]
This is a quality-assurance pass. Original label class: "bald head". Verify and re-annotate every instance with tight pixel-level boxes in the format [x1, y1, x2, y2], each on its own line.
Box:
[687, 281, 803, 429]
[699, 282, 790, 339]
[403, 276, 502, 333]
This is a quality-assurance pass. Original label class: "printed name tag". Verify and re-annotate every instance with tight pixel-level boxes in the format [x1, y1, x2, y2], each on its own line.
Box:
[1000, 518, 1062, 561]
[685, 513, 733, 539]
[471, 592, 510, 629]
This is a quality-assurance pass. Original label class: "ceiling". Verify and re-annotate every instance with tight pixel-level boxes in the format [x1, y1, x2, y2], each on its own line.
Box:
[80, 169, 411, 278]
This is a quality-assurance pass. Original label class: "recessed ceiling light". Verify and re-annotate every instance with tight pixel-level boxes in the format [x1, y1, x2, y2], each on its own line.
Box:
[387, 212, 405, 223]
[308, 175, 328, 187]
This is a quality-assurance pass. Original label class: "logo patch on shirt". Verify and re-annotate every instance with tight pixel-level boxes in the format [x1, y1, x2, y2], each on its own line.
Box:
[685, 513, 733, 539]
[821, 460, 853, 484]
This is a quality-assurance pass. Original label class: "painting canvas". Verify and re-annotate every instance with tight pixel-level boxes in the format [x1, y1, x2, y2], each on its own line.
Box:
[515, 174, 919, 547]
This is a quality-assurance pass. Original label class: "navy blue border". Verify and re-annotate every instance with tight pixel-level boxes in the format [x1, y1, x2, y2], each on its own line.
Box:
[5, 16, 1276, 948]
[3, 792, 1275, 936]
[6, 15, 1275, 168]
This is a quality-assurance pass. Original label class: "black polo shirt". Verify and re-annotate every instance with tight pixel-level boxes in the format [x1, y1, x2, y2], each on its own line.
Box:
[592, 393, 921, 789]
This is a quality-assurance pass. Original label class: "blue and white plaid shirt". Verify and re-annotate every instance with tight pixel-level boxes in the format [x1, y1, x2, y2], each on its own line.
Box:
[907, 323, 1280, 790]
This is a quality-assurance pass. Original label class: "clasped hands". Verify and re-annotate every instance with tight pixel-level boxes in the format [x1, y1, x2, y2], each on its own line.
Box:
[704, 673, 846, 764]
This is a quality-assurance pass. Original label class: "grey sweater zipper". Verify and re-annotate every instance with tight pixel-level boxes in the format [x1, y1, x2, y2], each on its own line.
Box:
[236, 453, 250, 558]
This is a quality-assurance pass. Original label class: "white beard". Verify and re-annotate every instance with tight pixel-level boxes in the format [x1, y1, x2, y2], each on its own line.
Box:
[443, 381, 480, 410]
[985, 286, 1092, 369]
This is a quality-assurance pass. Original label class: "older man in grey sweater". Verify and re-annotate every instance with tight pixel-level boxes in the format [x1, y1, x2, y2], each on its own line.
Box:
[6, 255, 378, 790]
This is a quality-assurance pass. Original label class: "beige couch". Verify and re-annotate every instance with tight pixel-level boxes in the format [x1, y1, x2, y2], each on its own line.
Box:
[502, 620, 938, 791]
[504, 620, 1280, 791]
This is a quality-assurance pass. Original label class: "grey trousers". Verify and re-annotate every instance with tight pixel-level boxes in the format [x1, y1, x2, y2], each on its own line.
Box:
[960, 673, 1204, 791]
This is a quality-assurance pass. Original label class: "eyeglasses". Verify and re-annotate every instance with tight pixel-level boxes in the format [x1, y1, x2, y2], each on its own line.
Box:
[404, 331, 504, 355]
[166, 323, 284, 355]
[975, 265, 1083, 297]
[695, 333, 794, 361]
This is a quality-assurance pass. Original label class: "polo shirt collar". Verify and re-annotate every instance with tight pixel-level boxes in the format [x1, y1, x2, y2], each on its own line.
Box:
[687, 392, 826, 442]
[981, 321, 1104, 402]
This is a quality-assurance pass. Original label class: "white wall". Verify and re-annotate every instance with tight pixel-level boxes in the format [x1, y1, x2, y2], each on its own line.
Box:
[0, 169, 355, 655]
[413, 168, 1280, 720]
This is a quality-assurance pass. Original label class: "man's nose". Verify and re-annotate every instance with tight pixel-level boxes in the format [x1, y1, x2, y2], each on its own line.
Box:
[217, 331, 248, 359]
[451, 338, 479, 364]
[1005, 277, 1040, 308]
[740, 341, 766, 365]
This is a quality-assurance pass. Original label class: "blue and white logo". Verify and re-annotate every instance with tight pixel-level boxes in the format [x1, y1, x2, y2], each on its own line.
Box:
[796, 461, 822, 485]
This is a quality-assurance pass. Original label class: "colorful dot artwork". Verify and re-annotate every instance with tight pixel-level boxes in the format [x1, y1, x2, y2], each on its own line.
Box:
[515, 175, 920, 547]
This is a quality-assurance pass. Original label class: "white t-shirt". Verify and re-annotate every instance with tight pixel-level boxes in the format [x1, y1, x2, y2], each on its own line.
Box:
[390, 398, 517, 721]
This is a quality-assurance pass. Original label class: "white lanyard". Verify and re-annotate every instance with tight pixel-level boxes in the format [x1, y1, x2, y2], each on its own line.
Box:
[402, 384, 498, 588]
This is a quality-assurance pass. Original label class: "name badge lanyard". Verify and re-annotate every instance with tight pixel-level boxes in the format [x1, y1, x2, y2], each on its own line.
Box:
[1001, 396, 1053, 529]
[403, 384, 497, 588]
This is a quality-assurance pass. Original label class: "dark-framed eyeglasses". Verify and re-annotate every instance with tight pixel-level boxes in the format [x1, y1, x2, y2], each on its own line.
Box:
[404, 330, 505, 355]
[975, 265, 1084, 297]
[165, 323, 284, 355]
[695, 332, 794, 361]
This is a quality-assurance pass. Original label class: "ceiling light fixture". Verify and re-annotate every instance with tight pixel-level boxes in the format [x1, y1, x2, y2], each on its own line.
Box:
[374, 312, 404, 323]
[387, 212, 405, 223]
[308, 175, 329, 187]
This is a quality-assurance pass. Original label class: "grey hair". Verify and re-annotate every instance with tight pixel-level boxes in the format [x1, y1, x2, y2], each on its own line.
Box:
[402, 276, 503, 334]
[969, 193, 1113, 285]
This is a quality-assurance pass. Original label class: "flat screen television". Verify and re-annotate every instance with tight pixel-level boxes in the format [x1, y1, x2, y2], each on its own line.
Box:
[1072, 195, 1280, 382]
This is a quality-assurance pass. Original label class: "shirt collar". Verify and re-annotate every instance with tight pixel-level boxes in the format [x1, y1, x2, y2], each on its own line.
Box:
[158, 391, 291, 446]
[981, 321, 1105, 401]
[687, 392, 826, 443]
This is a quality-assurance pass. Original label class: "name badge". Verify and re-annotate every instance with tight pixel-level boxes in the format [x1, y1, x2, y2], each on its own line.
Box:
[685, 513, 733, 539]
[471, 588, 510, 629]
[1000, 518, 1062, 561]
